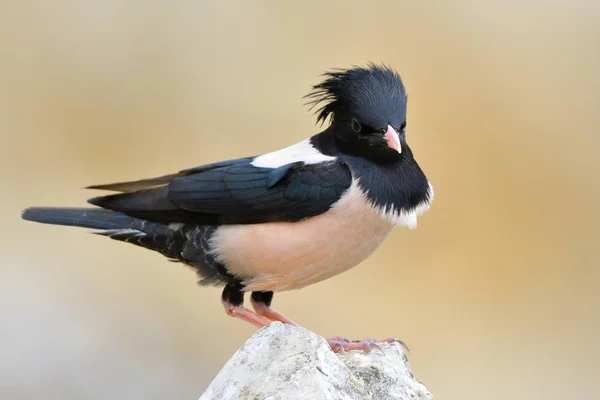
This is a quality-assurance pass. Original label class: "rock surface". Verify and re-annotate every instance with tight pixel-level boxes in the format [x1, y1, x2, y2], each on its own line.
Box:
[200, 323, 433, 400]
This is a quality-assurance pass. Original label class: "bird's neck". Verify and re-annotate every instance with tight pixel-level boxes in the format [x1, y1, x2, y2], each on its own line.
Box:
[310, 127, 433, 222]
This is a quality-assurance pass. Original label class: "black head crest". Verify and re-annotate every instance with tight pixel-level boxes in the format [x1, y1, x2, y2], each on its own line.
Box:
[305, 63, 407, 128]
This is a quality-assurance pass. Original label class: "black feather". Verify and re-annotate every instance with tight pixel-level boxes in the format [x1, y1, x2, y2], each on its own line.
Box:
[168, 160, 352, 223]
[77, 156, 352, 225]
[22, 207, 138, 230]
[266, 162, 303, 188]
[22, 207, 234, 286]
[304, 63, 407, 129]
[86, 173, 182, 192]
[89, 186, 172, 209]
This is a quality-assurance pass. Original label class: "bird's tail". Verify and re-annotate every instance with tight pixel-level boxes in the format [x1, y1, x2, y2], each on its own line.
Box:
[22, 207, 139, 230]
[22, 207, 186, 260]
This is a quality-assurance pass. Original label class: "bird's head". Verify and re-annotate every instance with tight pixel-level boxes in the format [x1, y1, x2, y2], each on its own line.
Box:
[306, 64, 408, 164]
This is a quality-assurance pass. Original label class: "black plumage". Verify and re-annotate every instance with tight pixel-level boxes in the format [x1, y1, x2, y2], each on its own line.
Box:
[308, 128, 430, 217]
[305, 63, 407, 130]
[22, 207, 232, 285]
[88, 158, 352, 224]
[22, 207, 187, 260]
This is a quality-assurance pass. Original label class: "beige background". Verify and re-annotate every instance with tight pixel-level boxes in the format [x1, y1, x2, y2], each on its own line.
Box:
[1, 1, 599, 399]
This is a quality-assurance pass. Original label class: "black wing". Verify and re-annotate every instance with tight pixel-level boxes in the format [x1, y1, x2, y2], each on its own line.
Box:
[88, 157, 352, 224]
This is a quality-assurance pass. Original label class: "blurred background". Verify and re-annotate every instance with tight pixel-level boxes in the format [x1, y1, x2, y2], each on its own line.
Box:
[1, 1, 599, 399]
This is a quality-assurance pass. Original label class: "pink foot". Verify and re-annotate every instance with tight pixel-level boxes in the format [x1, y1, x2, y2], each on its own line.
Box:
[327, 336, 409, 354]
[223, 303, 273, 328]
[251, 299, 299, 326]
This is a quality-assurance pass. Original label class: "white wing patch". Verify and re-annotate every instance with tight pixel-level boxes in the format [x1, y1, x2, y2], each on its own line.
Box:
[251, 139, 336, 168]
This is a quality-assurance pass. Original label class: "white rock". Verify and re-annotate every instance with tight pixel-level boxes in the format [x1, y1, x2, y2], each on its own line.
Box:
[200, 322, 433, 400]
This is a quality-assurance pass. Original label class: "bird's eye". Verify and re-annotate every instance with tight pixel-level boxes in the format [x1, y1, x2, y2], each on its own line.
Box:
[351, 118, 362, 133]
[400, 121, 407, 131]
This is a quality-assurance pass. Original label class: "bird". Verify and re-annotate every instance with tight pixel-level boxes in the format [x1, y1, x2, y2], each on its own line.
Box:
[22, 64, 433, 352]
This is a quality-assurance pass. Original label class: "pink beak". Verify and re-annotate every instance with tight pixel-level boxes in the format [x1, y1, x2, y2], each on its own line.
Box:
[385, 125, 401, 153]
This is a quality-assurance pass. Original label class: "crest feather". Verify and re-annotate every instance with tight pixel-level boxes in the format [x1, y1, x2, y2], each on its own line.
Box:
[304, 63, 406, 126]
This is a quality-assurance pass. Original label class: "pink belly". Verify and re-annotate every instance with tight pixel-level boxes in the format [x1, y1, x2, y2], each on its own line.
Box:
[209, 183, 394, 292]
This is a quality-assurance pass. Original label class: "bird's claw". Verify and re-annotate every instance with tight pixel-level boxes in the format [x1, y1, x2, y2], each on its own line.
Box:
[380, 337, 410, 353]
[327, 336, 407, 354]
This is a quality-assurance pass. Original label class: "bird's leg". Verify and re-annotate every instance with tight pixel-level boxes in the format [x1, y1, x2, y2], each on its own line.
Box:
[326, 336, 409, 354]
[222, 283, 272, 328]
[233, 288, 405, 354]
[250, 291, 299, 326]
[223, 303, 273, 328]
